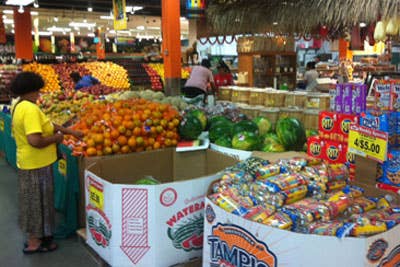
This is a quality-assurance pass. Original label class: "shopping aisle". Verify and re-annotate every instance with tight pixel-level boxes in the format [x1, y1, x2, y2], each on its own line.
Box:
[0, 157, 97, 267]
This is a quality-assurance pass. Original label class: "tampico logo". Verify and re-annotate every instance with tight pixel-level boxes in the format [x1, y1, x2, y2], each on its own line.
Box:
[322, 116, 334, 131]
[367, 239, 388, 263]
[310, 142, 321, 156]
[327, 145, 339, 161]
[86, 206, 112, 248]
[341, 119, 352, 134]
[166, 201, 205, 251]
[208, 223, 277, 267]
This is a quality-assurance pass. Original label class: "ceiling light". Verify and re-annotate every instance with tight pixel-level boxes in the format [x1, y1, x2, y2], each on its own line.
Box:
[54, 17, 58, 22]
[3, 19, 14, 24]
[109, 30, 116, 34]
[136, 25, 145, 30]
[74, 26, 79, 30]
[6, 0, 34, 6]
[69, 22, 96, 28]
[273, 22, 278, 25]
[38, 31, 52, 36]
[11, 29, 14, 33]
[360, 22, 367, 28]
[77, 31, 81, 35]
[125, 5, 143, 14]
[33, 0, 39, 8]
[180, 17, 187, 21]
[18, 5, 24, 13]
[88, 33, 95, 37]
[147, 26, 160, 30]
[83, 19, 87, 23]
[2, 15, 7, 19]
[47, 26, 71, 32]
[62, 31, 66, 35]
[2, 10, 13, 14]
[30, 11, 38, 15]
[88, 7, 93, 12]
[100, 15, 113, 20]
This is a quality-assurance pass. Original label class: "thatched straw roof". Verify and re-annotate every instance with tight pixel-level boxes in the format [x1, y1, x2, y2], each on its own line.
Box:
[206, 0, 400, 36]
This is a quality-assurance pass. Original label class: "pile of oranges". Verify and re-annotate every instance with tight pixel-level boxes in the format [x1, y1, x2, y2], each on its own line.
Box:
[64, 98, 181, 157]
[23, 62, 61, 93]
[83, 62, 130, 90]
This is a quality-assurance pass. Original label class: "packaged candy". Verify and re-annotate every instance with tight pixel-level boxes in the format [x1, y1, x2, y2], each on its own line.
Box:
[348, 185, 364, 198]
[219, 169, 253, 185]
[306, 156, 323, 166]
[307, 182, 327, 199]
[307, 221, 344, 236]
[244, 205, 276, 223]
[326, 180, 347, 193]
[284, 185, 309, 205]
[263, 211, 293, 229]
[255, 164, 281, 180]
[264, 173, 306, 193]
[236, 157, 270, 178]
[318, 191, 353, 221]
[336, 113, 358, 143]
[350, 197, 377, 214]
[319, 111, 338, 140]
[211, 193, 249, 216]
[328, 164, 349, 182]
[283, 198, 321, 226]
[350, 218, 387, 237]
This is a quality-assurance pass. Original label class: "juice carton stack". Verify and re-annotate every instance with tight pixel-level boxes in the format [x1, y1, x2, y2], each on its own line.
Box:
[307, 83, 367, 181]
[366, 80, 400, 190]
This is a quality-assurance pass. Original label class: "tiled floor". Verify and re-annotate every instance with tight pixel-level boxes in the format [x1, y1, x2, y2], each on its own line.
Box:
[0, 157, 97, 267]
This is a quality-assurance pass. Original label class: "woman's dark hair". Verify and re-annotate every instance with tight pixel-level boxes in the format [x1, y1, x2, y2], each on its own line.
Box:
[10, 71, 44, 95]
[70, 72, 82, 83]
[306, 61, 316, 69]
[201, 59, 211, 69]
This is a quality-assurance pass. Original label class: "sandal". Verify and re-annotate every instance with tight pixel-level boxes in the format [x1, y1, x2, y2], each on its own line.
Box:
[23, 244, 43, 254]
[41, 236, 58, 252]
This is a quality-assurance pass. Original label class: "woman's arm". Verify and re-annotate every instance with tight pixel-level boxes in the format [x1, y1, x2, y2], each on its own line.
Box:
[53, 124, 84, 139]
[27, 132, 64, 148]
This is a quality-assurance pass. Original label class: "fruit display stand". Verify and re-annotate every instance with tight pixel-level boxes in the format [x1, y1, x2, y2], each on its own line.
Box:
[203, 152, 400, 267]
[84, 148, 237, 267]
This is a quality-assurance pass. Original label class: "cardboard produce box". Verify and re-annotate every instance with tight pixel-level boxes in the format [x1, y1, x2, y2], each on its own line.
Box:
[84, 148, 238, 267]
[203, 152, 400, 267]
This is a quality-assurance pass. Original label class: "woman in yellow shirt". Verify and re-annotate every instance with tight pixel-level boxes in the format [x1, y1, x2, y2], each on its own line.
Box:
[11, 72, 82, 254]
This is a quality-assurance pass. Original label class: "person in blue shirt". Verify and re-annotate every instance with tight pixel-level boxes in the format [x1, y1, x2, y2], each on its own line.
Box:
[70, 72, 100, 90]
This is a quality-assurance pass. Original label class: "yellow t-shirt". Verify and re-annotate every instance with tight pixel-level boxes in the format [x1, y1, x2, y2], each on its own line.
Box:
[12, 100, 57, 170]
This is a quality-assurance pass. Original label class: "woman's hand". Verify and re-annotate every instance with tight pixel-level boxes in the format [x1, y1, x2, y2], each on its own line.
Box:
[54, 132, 64, 144]
[70, 130, 84, 139]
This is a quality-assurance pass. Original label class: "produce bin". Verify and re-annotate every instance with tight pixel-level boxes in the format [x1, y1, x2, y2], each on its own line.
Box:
[84, 148, 237, 267]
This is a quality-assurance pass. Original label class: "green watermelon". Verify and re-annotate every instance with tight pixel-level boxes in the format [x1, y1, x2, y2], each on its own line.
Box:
[179, 115, 203, 140]
[261, 133, 285, 152]
[306, 129, 319, 138]
[187, 109, 207, 130]
[231, 131, 259, 151]
[253, 116, 272, 135]
[209, 122, 233, 142]
[275, 117, 306, 151]
[232, 120, 259, 135]
[135, 176, 161, 185]
[215, 136, 232, 148]
[208, 115, 231, 129]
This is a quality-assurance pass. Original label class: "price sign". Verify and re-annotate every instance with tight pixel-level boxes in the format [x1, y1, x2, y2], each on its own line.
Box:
[58, 159, 67, 177]
[348, 124, 388, 163]
[89, 180, 104, 211]
[0, 118, 4, 132]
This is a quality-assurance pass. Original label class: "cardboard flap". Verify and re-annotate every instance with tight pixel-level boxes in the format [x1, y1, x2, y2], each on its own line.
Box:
[173, 150, 206, 181]
[206, 150, 238, 174]
[251, 151, 306, 162]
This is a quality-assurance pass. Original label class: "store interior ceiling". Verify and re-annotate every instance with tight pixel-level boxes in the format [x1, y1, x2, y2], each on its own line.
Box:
[0, 0, 189, 39]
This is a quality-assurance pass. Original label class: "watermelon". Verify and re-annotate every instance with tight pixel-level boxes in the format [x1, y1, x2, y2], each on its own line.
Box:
[135, 176, 161, 185]
[232, 120, 259, 135]
[187, 109, 207, 130]
[306, 129, 319, 138]
[209, 121, 233, 142]
[179, 115, 203, 140]
[215, 136, 232, 148]
[208, 115, 232, 130]
[253, 116, 272, 135]
[275, 117, 307, 151]
[261, 133, 285, 152]
[231, 131, 259, 151]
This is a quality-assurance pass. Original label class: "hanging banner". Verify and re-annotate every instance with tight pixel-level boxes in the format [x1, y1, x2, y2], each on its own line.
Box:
[113, 0, 127, 30]
[186, 0, 206, 18]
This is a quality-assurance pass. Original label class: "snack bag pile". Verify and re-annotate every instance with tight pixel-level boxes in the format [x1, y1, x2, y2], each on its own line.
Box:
[209, 156, 400, 238]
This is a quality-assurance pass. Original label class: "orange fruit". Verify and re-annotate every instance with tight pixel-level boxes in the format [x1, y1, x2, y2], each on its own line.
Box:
[103, 146, 113, 155]
[112, 143, 120, 153]
[133, 127, 141, 136]
[117, 135, 128, 146]
[128, 137, 137, 148]
[93, 133, 104, 144]
[121, 145, 130, 154]
[148, 137, 155, 146]
[124, 121, 134, 130]
[110, 129, 120, 139]
[136, 136, 144, 146]
[104, 138, 112, 147]
[86, 147, 97, 156]
[96, 150, 103, 156]
[86, 139, 96, 148]
[153, 141, 161, 150]
[118, 125, 127, 134]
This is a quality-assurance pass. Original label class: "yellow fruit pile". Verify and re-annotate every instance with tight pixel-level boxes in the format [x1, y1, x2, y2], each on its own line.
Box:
[148, 63, 191, 82]
[23, 63, 61, 93]
[83, 62, 130, 90]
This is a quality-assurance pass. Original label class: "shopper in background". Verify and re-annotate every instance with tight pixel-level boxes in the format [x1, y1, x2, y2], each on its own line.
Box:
[11, 72, 83, 254]
[70, 72, 100, 90]
[182, 58, 217, 104]
[214, 61, 234, 92]
[304, 61, 319, 91]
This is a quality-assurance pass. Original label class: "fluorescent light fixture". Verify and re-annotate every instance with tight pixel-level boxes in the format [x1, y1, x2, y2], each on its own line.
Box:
[360, 22, 367, 28]
[30, 11, 38, 15]
[11, 29, 14, 33]
[88, 7, 93, 12]
[117, 30, 130, 34]
[77, 31, 81, 35]
[87, 33, 95, 37]
[18, 5, 24, 13]
[3, 19, 14, 24]
[125, 5, 143, 13]
[180, 17, 187, 21]
[69, 22, 96, 28]
[47, 26, 71, 32]
[83, 19, 87, 23]
[33, 0, 38, 8]
[6, 0, 34, 6]
[100, 15, 113, 20]
[136, 25, 145, 30]
[3, 10, 13, 14]
[38, 31, 52, 36]
[54, 17, 58, 22]
[109, 30, 116, 34]
[2, 15, 7, 19]
[147, 26, 160, 30]
[273, 22, 278, 25]
[74, 26, 79, 30]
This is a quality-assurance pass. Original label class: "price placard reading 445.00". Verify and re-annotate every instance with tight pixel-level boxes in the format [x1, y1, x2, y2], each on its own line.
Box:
[348, 124, 389, 163]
